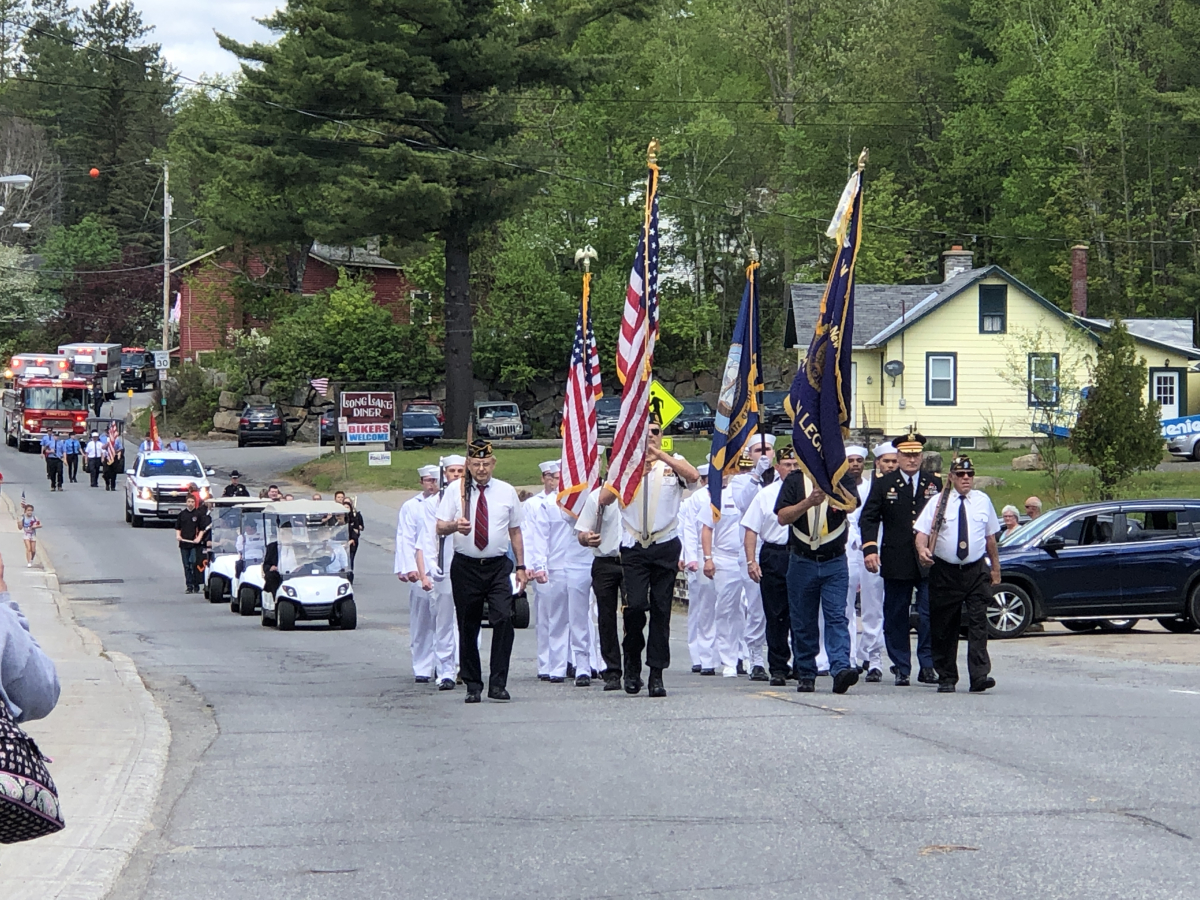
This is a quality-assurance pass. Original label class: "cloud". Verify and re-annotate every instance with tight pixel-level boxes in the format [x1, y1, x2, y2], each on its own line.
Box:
[124, 0, 280, 80]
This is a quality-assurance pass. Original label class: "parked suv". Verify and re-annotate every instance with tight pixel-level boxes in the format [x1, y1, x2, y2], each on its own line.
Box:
[238, 404, 288, 447]
[473, 401, 531, 440]
[125, 451, 214, 527]
[989, 499, 1200, 638]
[595, 396, 622, 440]
[120, 347, 159, 392]
[761, 390, 791, 435]
[670, 399, 716, 436]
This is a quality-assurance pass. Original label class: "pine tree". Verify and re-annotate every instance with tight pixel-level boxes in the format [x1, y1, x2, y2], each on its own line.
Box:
[1070, 319, 1164, 498]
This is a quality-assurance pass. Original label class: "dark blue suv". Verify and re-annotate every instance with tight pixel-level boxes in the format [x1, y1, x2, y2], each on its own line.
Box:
[990, 499, 1200, 637]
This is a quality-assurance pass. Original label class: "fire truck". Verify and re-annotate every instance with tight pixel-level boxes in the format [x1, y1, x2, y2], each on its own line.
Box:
[57, 342, 122, 398]
[2, 355, 91, 451]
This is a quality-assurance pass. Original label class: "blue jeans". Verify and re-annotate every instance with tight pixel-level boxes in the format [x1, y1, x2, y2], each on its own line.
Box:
[883, 578, 934, 676]
[785, 553, 851, 678]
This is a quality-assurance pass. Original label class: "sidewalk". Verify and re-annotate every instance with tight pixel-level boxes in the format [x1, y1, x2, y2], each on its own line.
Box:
[0, 493, 170, 900]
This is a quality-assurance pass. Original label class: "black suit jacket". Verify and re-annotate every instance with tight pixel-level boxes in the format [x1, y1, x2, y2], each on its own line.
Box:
[262, 541, 281, 595]
[859, 469, 943, 581]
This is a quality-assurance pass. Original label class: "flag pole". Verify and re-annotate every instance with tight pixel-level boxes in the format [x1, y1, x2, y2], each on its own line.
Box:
[641, 139, 659, 542]
[749, 245, 765, 458]
[577, 246, 603, 533]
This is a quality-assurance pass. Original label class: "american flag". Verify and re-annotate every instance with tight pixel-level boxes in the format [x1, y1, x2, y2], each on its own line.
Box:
[608, 160, 661, 507]
[105, 419, 120, 464]
[309, 378, 330, 396]
[556, 272, 602, 518]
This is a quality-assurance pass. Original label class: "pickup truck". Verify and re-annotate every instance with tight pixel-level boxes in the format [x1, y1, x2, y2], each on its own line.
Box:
[124, 451, 214, 527]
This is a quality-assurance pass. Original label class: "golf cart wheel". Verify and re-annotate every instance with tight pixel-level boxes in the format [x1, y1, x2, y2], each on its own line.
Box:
[277, 600, 296, 631]
[988, 583, 1033, 638]
[207, 575, 225, 603]
[1062, 620, 1099, 632]
[512, 593, 531, 629]
[1159, 616, 1198, 634]
[1097, 618, 1138, 632]
[238, 585, 258, 616]
[335, 598, 357, 631]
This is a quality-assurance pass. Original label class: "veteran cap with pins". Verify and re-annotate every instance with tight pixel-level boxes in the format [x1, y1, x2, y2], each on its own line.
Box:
[949, 454, 975, 474]
[467, 439, 493, 459]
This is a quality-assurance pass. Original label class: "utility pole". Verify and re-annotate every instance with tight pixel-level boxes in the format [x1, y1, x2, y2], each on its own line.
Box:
[161, 159, 171, 354]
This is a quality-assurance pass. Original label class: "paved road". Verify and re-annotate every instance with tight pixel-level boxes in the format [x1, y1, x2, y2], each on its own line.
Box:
[3, 443, 1199, 899]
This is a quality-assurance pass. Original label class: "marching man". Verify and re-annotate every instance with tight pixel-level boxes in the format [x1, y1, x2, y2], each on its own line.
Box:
[679, 463, 718, 675]
[856, 442, 897, 680]
[396, 465, 441, 684]
[525, 465, 558, 681]
[417, 455, 465, 690]
[575, 448, 627, 691]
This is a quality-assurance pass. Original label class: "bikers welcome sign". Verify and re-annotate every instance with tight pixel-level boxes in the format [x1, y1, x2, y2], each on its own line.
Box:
[340, 391, 395, 444]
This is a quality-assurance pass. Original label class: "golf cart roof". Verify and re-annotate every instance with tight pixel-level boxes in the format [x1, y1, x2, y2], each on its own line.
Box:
[262, 500, 349, 515]
[208, 497, 269, 509]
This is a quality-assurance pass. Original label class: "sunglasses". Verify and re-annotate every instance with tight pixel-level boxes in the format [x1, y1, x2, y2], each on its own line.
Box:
[649, 428, 661, 436]
[952, 471, 974, 477]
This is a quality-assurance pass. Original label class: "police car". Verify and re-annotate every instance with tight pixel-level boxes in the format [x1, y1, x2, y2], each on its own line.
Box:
[124, 451, 214, 527]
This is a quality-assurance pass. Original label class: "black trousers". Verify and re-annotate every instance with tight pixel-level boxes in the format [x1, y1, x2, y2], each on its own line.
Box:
[591, 555, 624, 676]
[87, 456, 102, 487]
[619, 537, 680, 673]
[758, 542, 793, 677]
[66, 453, 79, 482]
[103, 460, 120, 490]
[928, 559, 992, 686]
[450, 554, 516, 694]
[46, 457, 63, 489]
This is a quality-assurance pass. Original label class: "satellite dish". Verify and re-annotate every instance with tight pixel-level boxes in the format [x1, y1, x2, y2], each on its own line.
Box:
[883, 360, 905, 377]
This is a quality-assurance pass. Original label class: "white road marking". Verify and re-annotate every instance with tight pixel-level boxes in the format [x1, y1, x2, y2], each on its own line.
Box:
[1169, 689, 1200, 695]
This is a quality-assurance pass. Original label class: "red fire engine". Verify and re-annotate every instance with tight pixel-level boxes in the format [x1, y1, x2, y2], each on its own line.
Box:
[2, 355, 91, 451]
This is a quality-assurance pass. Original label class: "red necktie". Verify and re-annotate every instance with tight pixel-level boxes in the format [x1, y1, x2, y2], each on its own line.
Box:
[473, 483, 489, 551]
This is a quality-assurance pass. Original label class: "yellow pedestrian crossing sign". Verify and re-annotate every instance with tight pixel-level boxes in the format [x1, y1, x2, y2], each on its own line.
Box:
[648, 380, 684, 430]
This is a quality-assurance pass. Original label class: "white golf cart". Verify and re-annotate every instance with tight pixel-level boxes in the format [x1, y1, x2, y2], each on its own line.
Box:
[256, 501, 357, 631]
[203, 499, 267, 605]
[231, 506, 269, 616]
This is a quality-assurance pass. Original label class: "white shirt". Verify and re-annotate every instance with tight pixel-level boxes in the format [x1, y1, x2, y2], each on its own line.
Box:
[618, 455, 690, 548]
[846, 475, 872, 553]
[740, 480, 787, 557]
[236, 532, 265, 563]
[521, 490, 554, 572]
[419, 493, 448, 578]
[575, 487, 622, 559]
[436, 477, 523, 559]
[528, 498, 592, 571]
[700, 490, 745, 562]
[678, 489, 708, 567]
[394, 493, 433, 575]
[84, 439, 105, 459]
[914, 488, 1000, 565]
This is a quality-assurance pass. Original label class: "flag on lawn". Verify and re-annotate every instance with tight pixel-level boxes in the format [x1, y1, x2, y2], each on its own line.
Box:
[309, 378, 330, 396]
[607, 143, 662, 508]
[708, 258, 764, 519]
[787, 151, 867, 511]
[557, 269, 603, 518]
[148, 411, 161, 451]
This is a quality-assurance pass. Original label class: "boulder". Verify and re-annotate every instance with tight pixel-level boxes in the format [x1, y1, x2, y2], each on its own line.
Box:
[294, 418, 319, 443]
[673, 380, 696, 399]
[921, 451, 944, 475]
[1011, 453, 1044, 471]
[529, 396, 560, 419]
[700, 391, 719, 411]
[243, 394, 270, 407]
[218, 390, 239, 410]
[290, 387, 311, 407]
[207, 430, 226, 439]
[695, 371, 719, 394]
[213, 410, 241, 433]
[531, 378, 556, 403]
[974, 475, 1006, 490]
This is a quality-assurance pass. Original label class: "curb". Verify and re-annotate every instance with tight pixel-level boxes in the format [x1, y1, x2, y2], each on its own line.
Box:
[0, 491, 171, 900]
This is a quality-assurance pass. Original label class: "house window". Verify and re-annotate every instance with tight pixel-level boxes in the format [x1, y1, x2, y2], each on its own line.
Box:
[926, 353, 957, 406]
[1028, 353, 1060, 407]
[979, 284, 1008, 334]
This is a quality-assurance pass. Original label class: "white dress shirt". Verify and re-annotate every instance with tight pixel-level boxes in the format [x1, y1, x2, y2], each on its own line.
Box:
[618, 455, 689, 548]
[740, 480, 787, 558]
[677, 489, 708, 567]
[394, 493, 431, 575]
[529, 499, 593, 571]
[84, 439, 105, 459]
[846, 475, 872, 553]
[700, 490, 745, 561]
[914, 488, 1000, 564]
[574, 488, 622, 559]
[521, 490, 553, 572]
[436, 477, 523, 559]
[420, 493, 448, 578]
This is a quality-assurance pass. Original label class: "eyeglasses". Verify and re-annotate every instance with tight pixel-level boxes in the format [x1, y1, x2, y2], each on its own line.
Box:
[952, 471, 974, 478]
[648, 428, 661, 436]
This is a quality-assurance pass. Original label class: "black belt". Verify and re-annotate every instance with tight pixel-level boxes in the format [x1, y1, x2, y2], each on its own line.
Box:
[760, 541, 789, 553]
[453, 554, 509, 566]
[791, 546, 844, 563]
[933, 557, 985, 570]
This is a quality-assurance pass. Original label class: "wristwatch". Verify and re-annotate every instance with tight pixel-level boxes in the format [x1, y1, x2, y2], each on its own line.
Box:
[515, 565, 526, 571]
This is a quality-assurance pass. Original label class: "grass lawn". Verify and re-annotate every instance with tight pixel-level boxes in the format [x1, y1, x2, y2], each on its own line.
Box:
[287, 439, 1200, 510]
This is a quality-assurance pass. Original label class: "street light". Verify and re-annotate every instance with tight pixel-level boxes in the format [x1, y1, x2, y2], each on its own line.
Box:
[0, 175, 33, 190]
[11, 223, 30, 232]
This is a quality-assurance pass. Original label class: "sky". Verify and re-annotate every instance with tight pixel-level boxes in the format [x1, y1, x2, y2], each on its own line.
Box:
[125, 0, 281, 80]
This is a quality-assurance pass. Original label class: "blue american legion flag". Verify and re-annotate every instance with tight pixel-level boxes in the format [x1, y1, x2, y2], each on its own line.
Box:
[557, 270, 603, 517]
[788, 156, 865, 511]
[608, 153, 661, 508]
[708, 259, 763, 518]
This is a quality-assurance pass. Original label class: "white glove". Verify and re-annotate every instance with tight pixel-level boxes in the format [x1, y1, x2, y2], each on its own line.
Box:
[753, 456, 771, 479]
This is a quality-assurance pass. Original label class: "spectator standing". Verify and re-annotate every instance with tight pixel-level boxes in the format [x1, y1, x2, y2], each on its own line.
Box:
[343, 498, 364, 567]
[20, 506, 41, 568]
[0, 554, 61, 723]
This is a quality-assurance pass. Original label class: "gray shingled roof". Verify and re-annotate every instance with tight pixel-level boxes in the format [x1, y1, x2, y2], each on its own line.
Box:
[788, 281, 934, 349]
[1081, 317, 1197, 356]
[310, 242, 398, 269]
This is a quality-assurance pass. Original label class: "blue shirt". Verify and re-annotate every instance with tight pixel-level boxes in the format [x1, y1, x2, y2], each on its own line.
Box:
[63, 437, 81, 455]
[166, 439, 188, 451]
[41, 435, 64, 458]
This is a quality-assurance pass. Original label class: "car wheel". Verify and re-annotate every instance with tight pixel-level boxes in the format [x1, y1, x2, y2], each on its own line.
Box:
[131, 511, 143, 528]
[1192, 440, 1200, 462]
[1097, 618, 1139, 632]
[125, 499, 132, 523]
[1061, 620, 1099, 632]
[277, 432, 286, 446]
[207, 575, 225, 603]
[988, 583, 1033, 638]
[512, 593, 530, 629]
[335, 598, 357, 630]
[277, 600, 296, 631]
[238, 586, 258, 616]
[1158, 616, 1197, 633]
[237, 437, 245, 448]
[1187, 583, 1200, 628]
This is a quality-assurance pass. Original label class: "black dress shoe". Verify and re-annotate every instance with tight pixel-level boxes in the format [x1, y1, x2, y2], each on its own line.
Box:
[769, 675, 787, 687]
[602, 674, 622, 692]
[692, 665, 702, 673]
[832, 668, 859, 694]
[438, 679, 455, 691]
[591, 669, 600, 679]
[865, 668, 883, 683]
[938, 682, 956, 693]
[575, 674, 591, 687]
[917, 667, 939, 685]
[566, 663, 576, 679]
[647, 668, 666, 698]
[415, 676, 431, 684]
[538, 674, 551, 682]
[797, 679, 816, 693]
[736, 660, 746, 675]
[749, 665, 769, 682]
[623, 674, 643, 695]
[549, 676, 565, 684]
[487, 687, 511, 701]
[895, 674, 910, 686]
[969, 677, 996, 693]
[465, 691, 482, 704]
[700, 668, 716, 676]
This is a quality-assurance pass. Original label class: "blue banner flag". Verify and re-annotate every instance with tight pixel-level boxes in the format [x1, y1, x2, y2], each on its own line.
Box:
[708, 259, 764, 518]
[787, 156, 866, 511]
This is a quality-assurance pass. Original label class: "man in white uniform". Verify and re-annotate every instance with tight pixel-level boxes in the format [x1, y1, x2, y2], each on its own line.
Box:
[702, 470, 751, 678]
[396, 465, 441, 683]
[418, 455, 465, 690]
[727, 434, 775, 680]
[834, 446, 869, 674]
[528, 460, 590, 684]
[857, 441, 896, 681]
[741, 446, 799, 686]
[525, 465, 558, 681]
[598, 416, 699, 697]
[679, 464, 717, 675]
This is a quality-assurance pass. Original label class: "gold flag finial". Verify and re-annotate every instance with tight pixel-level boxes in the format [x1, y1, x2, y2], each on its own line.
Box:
[647, 138, 660, 165]
[857, 147, 869, 172]
[748, 244, 759, 263]
[574, 245, 598, 273]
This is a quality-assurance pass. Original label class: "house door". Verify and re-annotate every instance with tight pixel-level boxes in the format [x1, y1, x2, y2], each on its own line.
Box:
[850, 361, 858, 428]
[1153, 371, 1180, 420]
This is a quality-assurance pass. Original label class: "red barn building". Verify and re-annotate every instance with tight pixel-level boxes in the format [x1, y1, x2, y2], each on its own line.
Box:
[173, 243, 416, 360]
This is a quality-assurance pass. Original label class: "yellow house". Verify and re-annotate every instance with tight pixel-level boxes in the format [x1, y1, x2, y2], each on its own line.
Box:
[785, 248, 1200, 444]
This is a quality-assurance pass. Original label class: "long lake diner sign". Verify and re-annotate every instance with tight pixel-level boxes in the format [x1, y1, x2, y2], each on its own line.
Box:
[340, 391, 395, 443]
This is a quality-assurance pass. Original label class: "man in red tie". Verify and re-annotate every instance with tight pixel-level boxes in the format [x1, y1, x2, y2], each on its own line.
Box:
[436, 440, 529, 703]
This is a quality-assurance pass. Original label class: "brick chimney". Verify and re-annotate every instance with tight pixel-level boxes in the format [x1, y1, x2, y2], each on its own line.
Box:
[1070, 244, 1088, 316]
[941, 245, 974, 282]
